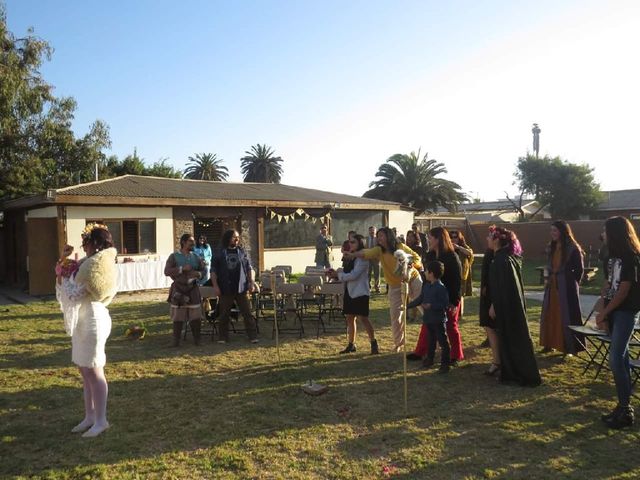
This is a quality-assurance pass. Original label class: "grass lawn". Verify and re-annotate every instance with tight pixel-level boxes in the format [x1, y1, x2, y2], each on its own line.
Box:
[1, 293, 638, 479]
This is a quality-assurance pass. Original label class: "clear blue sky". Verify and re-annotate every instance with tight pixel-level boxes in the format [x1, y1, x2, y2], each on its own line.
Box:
[5, 0, 640, 200]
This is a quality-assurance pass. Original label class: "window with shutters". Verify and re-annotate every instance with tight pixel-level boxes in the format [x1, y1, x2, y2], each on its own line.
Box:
[86, 219, 156, 254]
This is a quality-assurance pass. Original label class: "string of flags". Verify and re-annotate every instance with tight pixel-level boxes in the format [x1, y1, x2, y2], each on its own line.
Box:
[266, 207, 331, 224]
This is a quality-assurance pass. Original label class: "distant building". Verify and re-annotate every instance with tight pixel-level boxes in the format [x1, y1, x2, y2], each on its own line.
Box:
[595, 189, 640, 220]
[417, 196, 546, 224]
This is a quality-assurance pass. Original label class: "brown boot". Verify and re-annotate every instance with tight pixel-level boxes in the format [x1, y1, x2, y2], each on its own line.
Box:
[172, 321, 183, 347]
[191, 320, 201, 345]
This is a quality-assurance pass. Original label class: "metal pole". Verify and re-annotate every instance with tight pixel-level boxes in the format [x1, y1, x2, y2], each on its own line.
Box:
[402, 279, 409, 416]
[271, 272, 280, 365]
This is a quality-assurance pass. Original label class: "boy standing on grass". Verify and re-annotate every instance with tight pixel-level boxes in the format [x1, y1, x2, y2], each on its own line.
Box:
[407, 261, 451, 373]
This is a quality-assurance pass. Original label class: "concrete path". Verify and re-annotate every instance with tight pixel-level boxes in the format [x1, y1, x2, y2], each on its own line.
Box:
[0, 287, 42, 306]
[525, 291, 600, 318]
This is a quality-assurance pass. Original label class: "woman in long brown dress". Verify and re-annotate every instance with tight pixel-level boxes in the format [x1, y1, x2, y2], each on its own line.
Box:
[539, 221, 585, 355]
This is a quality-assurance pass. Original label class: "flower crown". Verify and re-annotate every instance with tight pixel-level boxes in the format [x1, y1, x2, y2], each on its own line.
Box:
[82, 223, 109, 238]
[488, 225, 507, 241]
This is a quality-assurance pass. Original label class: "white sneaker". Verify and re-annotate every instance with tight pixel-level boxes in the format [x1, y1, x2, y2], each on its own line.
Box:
[217, 340, 227, 344]
[250, 338, 259, 344]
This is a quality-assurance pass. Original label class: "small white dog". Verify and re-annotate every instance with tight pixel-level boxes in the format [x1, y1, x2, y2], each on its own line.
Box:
[393, 249, 414, 282]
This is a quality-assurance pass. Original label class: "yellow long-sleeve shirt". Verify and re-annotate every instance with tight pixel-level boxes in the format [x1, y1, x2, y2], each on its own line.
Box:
[362, 243, 422, 287]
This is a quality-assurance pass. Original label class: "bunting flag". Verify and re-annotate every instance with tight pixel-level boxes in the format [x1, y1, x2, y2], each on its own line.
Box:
[265, 207, 332, 224]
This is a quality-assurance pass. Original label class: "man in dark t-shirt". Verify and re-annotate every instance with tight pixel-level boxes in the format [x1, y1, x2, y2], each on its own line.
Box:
[211, 229, 259, 343]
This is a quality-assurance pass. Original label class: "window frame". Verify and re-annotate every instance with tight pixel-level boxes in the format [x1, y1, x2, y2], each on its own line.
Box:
[86, 218, 157, 254]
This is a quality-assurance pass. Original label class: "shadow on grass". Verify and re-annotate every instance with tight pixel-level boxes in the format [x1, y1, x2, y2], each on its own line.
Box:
[2, 297, 639, 478]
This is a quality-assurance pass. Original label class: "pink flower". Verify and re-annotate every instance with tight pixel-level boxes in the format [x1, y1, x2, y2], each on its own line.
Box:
[55, 259, 79, 278]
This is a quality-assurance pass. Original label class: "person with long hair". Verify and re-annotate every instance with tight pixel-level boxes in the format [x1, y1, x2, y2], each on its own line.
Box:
[405, 230, 427, 321]
[406, 230, 427, 266]
[194, 234, 213, 286]
[539, 220, 585, 355]
[165, 233, 206, 346]
[450, 230, 474, 299]
[479, 236, 497, 374]
[596, 216, 640, 429]
[488, 225, 541, 386]
[56, 225, 118, 437]
[408, 227, 464, 364]
[345, 226, 422, 352]
[211, 229, 260, 344]
[330, 234, 379, 354]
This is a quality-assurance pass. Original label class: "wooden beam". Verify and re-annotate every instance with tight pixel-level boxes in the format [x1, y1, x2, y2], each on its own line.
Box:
[257, 209, 265, 272]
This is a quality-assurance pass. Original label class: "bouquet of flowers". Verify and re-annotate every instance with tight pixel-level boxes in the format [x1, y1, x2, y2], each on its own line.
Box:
[55, 258, 80, 279]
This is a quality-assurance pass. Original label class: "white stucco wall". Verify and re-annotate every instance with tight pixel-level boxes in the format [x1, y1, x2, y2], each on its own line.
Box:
[65, 206, 174, 255]
[388, 210, 415, 239]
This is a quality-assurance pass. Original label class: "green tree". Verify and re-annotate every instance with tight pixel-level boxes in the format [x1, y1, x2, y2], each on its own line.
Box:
[146, 158, 181, 178]
[240, 144, 284, 183]
[113, 150, 146, 176]
[363, 150, 467, 214]
[515, 154, 602, 219]
[183, 153, 228, 181]
[0, 6, 110, 198]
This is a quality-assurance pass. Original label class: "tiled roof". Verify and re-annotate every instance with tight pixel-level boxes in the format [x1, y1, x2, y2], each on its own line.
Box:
[598, 189, 640, 211]
[51, 175, 398, 207]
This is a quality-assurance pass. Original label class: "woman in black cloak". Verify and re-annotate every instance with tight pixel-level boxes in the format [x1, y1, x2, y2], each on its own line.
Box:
[488, 225, 541, 387]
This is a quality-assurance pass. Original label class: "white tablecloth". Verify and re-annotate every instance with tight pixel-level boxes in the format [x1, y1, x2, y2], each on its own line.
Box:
[116, 256, 173, 292]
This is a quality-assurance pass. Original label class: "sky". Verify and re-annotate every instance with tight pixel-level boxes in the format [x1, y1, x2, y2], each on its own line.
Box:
[4, 0, 640, 201]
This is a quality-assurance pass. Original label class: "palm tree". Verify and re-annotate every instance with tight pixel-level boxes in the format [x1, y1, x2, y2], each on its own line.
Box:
[240, 144, 284, 183]
[183, 153, 228, 181]
[363, 149, 467, 214]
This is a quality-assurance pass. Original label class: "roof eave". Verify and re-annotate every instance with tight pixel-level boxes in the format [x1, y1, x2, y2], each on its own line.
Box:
[46, 194, 402, 210]
[0, 192, 53, 211]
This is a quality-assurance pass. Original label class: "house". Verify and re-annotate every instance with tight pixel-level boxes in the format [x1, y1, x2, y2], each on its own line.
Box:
[595, 189, 640, 219]
[0, 175, 413, 295]
[416, 196, 545, 225]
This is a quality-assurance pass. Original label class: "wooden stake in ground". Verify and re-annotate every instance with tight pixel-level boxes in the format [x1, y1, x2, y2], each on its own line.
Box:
[401, 279, 409, 416]
[271, 272, 281, 365]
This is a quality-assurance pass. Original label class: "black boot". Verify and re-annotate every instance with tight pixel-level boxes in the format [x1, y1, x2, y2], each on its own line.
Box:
[604, 406, 634, 429]
[601, 404, 621, 422]
[191, 320, 201, 345]
[172, 321, 183, 347]
[340, 343, 356, 354]
[370, 339, 379, 355]
[422, 357, 435, 369]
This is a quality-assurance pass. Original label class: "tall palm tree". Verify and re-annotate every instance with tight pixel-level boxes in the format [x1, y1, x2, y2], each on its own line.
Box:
[240, 144, 284, 183]
[364, 149, 467, 214]
[183, 153, 228, 181]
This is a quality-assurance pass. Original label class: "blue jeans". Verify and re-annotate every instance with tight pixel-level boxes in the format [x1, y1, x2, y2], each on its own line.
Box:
[608, 310, 639, 407]
[426, 321, 450, 366]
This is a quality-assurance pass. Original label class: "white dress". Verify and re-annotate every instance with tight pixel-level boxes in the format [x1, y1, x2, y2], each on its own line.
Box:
[56, 248, 117, 368]
[72, 301, 112, 368]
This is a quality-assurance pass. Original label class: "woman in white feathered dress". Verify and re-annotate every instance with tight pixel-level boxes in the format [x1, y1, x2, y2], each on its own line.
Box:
[56, 225, 118, 438]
